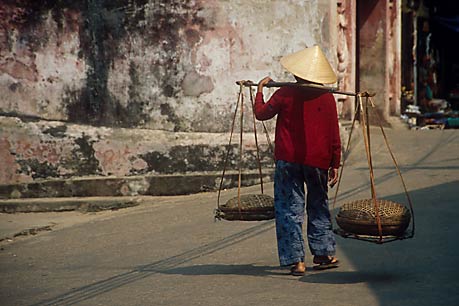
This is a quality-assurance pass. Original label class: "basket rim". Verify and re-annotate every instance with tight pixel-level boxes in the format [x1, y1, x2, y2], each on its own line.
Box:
[336, 214, 410, 224]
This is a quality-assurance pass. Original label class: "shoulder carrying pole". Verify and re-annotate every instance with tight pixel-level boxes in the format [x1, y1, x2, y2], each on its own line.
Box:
[235, 80, 373, 98]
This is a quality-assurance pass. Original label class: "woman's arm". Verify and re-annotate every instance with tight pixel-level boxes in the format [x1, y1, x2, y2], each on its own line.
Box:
[254, 76, 281, 120]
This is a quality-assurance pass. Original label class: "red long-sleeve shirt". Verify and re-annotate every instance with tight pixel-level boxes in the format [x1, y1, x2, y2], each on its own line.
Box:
[254, 87, 341, 170]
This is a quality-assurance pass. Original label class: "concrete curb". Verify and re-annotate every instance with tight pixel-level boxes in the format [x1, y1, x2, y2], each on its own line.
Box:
[0, 170, 274, 213]
[0, 170, 274, 200]
[0, 196, 142, 213]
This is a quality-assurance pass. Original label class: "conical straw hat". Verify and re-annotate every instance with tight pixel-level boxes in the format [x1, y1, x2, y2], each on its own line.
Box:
[280, 45, 337, 84]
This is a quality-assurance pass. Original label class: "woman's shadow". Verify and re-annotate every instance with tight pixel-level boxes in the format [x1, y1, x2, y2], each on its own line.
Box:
[299, 269, 401, 284]
[157, 264, 287, 277]
[158, 264, 401, 285]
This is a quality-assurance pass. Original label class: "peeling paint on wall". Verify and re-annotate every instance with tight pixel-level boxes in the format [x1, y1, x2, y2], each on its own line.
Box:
[139, 144, 271, 174]
[0, 0, 335, 132]
[0, 116, 274, 184]
[17, 158, 60, 180]
[0, 0, 339, 186]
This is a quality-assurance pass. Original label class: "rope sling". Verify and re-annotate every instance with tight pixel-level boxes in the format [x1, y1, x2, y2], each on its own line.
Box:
[332, 92, 415, 244]
[214, 83, 275, 221]
[215, 81, 415, 244]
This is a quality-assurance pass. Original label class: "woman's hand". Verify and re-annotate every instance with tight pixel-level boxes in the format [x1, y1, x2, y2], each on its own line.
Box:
[328, 168, 339, 188]
[257, 76, 273, 93]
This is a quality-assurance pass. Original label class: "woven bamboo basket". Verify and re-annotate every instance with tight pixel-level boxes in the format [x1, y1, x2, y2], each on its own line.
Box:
[215, 194, 274, 221]
[336, 199, 411, 236]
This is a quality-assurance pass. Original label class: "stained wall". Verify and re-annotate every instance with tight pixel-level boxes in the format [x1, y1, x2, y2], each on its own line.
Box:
[0, 0, 337, 131]
[0, 0, 338, 185]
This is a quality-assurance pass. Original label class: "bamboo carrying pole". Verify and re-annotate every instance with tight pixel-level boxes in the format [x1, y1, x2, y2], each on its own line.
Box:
[235, 80, 373, 97]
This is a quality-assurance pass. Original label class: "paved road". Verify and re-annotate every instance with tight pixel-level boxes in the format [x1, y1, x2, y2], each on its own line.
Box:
[0, 128, 458, 306]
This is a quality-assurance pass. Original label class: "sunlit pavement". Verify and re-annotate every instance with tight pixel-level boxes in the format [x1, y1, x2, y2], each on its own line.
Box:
[0, 128, 458, 306]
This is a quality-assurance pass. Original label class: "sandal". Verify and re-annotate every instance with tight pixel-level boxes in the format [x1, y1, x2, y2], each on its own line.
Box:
[312, 256, 339, 270]
[290, 262, 306, 276]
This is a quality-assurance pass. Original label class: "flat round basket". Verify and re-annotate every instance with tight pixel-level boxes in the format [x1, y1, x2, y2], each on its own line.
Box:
[336, 199, 411, 236]
[215, 194, 274, 221]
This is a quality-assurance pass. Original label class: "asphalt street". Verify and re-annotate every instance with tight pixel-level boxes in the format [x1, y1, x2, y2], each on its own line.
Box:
[0, 127, 458, 306]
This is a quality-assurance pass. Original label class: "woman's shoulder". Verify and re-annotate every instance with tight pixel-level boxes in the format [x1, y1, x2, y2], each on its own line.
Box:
[274, 87, 336, 103]
[275, 86, 295, 96]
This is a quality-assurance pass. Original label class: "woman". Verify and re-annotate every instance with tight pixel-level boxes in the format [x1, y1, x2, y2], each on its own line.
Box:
[254, 46, 341, 275]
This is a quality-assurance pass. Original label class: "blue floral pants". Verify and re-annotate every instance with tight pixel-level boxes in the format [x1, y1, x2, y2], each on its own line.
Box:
[274, 160, 336, 266]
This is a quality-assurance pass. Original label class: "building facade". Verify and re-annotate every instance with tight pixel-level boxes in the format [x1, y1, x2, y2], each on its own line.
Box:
[0, 0, 407, 190]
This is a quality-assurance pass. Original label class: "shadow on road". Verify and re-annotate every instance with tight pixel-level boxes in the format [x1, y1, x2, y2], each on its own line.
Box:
[300, 271, 401, 284]
[161, 264, 286, 277]
[309, 180, 459, 306]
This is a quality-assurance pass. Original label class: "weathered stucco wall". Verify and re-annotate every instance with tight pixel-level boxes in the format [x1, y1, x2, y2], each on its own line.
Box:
[0, 0, 336, 131]
[358, 0, 388, 120]
[0, 0, 338, 186]
[0, 116, 273, 185]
